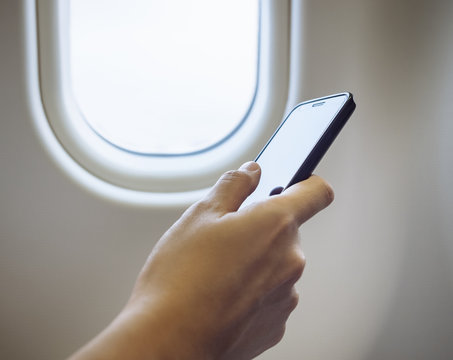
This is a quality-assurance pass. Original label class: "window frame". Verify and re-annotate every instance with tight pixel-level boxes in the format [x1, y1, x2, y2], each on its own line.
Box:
[35, 0, 291, 204]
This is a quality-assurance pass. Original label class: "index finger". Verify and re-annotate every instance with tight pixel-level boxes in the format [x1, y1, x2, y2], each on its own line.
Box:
[268, 175, 335, 226]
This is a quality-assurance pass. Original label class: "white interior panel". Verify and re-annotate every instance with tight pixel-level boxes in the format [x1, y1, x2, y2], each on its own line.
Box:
[0, 0, 452, 359]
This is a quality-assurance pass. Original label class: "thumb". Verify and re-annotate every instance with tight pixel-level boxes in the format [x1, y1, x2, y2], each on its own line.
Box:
[204, 162, 261, 214]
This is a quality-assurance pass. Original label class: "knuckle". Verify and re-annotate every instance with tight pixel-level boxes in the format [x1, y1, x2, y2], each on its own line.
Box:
[190, 198, 212, 214]
[270, 325, 286, 346]
[290, 250, 306, 280]
[320, 179, 335, 205]
[221, 169, 251, 184]
[288, 287, 300, 312]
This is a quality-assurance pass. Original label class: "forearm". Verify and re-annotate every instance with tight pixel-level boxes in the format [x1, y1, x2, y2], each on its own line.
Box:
[68, 303, 209, 360]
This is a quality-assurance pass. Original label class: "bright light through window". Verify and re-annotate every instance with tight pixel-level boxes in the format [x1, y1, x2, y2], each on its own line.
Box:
[69, 0, 259, 155]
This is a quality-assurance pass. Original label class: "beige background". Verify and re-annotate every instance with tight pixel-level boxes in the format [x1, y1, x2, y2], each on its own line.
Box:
[1, 0, 452, 359]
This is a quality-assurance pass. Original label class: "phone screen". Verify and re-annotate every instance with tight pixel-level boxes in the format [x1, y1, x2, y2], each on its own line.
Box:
[241, 93, 350, 208]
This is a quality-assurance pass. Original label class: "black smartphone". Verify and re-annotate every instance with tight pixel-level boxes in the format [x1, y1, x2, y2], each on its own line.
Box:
[241, 92, 356, 208]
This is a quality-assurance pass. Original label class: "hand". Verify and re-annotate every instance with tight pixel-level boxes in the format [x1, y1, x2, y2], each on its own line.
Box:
[70, 162, 334, 360]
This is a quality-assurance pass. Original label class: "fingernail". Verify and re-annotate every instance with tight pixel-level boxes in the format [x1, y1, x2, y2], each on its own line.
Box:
[239, 161, 260, 172]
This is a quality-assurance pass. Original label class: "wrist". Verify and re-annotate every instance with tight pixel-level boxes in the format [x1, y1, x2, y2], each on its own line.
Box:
[69, 298, 212, 360]
[122, 297, 217, 360]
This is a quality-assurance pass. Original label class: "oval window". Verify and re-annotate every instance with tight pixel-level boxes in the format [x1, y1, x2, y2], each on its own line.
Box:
[69, 0, 259, 155]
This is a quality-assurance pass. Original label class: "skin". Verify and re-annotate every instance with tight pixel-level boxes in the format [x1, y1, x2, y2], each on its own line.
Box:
[69, 161, 334, 360]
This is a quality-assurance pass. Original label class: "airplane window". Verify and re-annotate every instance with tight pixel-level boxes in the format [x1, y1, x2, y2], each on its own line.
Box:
[37, 0, 288, 197]
[69, 0, 259, 155]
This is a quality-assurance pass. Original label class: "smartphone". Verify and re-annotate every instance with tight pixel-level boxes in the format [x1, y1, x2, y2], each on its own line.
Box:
[240, 92, 356, 208]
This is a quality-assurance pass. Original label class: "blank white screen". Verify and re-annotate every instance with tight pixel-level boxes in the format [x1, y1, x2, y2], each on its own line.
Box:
[241, 94, 348, 208]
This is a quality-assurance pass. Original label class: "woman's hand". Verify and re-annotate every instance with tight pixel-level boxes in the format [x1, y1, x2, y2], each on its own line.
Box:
[69, 162, 334, 360]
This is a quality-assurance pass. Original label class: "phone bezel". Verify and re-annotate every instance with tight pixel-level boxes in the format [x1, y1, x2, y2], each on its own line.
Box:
[254, 92, 356, 190]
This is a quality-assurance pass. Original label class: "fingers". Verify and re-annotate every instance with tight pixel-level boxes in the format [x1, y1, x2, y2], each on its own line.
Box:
[269, 175, 335, 226]
[203, 162, 261, 214]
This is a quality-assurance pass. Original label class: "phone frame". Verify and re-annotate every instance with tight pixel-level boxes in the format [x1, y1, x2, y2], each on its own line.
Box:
[254, 92, 356, 190]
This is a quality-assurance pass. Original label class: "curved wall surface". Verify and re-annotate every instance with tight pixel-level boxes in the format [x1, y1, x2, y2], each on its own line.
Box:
[1, 1, 452, 359]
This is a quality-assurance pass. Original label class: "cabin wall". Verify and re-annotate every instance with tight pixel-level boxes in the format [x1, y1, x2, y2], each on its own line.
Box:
[1, 0, 452, 359]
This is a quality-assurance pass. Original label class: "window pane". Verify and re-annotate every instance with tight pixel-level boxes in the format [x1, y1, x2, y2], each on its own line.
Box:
[69, 0, 259, 155]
